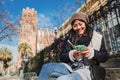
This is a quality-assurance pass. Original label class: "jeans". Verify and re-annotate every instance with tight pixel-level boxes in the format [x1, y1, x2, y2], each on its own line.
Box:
[37, 62, 83, 80]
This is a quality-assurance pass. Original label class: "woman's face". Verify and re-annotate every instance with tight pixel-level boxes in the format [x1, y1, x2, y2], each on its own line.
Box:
[72, 20, 86, 36]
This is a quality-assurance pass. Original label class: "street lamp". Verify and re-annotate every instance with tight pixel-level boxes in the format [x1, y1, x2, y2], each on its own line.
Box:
[54, 27, 58, 40]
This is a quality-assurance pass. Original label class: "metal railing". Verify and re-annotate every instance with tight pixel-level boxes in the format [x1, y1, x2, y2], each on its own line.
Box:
[23, 72, 38, 80]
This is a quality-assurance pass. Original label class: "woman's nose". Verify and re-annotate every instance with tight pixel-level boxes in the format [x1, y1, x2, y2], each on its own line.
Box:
[76, 25, 81, 29]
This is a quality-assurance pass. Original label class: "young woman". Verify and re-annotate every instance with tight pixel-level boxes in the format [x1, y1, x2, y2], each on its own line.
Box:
[37, 12, 108, 80]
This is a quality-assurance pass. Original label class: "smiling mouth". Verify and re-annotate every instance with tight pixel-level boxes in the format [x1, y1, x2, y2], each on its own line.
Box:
[78, 28, 84, 31]
[76, 29, 85, 34]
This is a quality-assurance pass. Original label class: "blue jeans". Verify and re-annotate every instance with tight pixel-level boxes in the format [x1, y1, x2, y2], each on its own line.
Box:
[37, 63, 82, 80]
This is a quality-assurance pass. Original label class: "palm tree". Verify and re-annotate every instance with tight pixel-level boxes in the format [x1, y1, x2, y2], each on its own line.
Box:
[0, 47, 12, 75]
[18, 43, 33, 69]
[18, 43, 33, 59]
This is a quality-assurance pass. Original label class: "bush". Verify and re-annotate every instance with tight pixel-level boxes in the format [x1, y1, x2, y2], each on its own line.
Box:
[24, 37, 64, 75]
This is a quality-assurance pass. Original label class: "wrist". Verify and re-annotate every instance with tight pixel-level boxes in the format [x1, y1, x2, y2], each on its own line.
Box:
[69, 50, 76, 62]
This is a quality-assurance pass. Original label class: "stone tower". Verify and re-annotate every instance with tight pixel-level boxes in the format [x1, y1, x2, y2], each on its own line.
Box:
[18, 7, 38, 69]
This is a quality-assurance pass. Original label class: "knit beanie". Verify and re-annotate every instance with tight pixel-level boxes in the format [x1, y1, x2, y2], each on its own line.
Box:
[69, 12, 89, 25]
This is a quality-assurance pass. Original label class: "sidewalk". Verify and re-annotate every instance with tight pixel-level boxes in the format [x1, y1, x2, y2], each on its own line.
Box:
[0, 75, 20, 80]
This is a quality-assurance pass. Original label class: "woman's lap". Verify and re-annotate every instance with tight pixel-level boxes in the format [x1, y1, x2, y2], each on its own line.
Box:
[56, 72, 83, 80]
[38, 62, 82, 80]
[38, 62, 70, 80]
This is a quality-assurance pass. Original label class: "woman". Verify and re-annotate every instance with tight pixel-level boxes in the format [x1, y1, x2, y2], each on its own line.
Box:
[37, 12, 108, 80]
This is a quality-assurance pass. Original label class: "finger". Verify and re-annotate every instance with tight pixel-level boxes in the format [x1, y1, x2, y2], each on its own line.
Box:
[85, 47, 89, 50]
[81, 50, 89, 53]
[81, 51, 89, 55]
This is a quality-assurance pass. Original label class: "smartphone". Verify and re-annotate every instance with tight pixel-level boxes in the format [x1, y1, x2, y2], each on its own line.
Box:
[75, 45, 85, 51]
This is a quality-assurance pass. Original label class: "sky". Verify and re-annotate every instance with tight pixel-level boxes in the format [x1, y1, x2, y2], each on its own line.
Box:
[0, 0, 84, 63]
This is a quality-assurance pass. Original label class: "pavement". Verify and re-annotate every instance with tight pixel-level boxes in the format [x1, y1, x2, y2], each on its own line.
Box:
[0, 75, 20, 80]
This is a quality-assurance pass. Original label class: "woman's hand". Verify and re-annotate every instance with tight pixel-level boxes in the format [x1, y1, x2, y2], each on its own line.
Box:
[73, 46, 90, 59]
[73, 50, 82, 59]
[81, 47, 90, 56]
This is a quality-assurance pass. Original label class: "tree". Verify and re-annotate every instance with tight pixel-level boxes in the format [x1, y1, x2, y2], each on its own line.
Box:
[18, 43, 33, 61]
[18, 43, 33, 71]
[18, 43, 33, 73]
[23, 36, 64, 75]
[0, 47, 12, 74]
[0, 0, 18, 41]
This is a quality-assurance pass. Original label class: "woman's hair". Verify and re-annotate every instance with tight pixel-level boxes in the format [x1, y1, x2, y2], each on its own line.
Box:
[66, 19, 93, 46]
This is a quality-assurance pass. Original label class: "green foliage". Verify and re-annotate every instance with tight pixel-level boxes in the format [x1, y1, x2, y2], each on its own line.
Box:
[24, 37, 63, 75]
[18, 43, 33, 56]
[0, 47, 12, 61]
[4, 63, 9, 69]
[18, 43, 33, 73]
[80, 7, 87, 12]
[0, 47, 12, 67]
[0, 47, 12, 75]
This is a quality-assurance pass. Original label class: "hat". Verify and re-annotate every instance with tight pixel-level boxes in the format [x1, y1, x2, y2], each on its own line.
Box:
[69, 12, 89, 24]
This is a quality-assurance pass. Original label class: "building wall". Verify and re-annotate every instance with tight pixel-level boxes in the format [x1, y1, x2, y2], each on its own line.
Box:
[88, 0, 120, 52]
[18, 7, 55, 69]
[19, 7, 38, 55]
[37, 29, 55, 52]
[18, 7, 38, 69]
